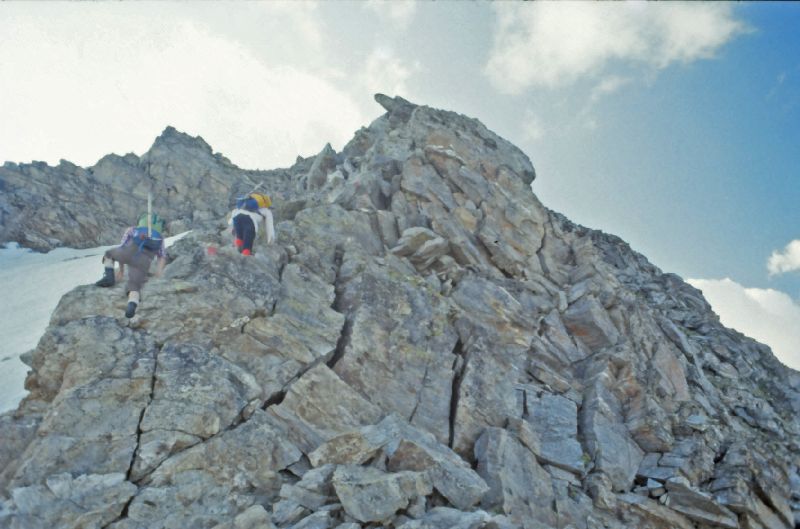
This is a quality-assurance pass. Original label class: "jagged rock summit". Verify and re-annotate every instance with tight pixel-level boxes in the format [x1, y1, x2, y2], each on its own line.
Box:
[1, 95, 799, 529]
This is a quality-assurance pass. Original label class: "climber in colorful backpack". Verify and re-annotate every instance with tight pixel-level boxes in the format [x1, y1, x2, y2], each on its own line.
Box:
[95, 213, 167, 318]
[228, 191, 275, 256]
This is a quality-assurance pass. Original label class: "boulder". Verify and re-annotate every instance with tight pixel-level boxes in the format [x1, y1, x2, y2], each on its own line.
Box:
[267, 364, 383, 454]
[663, 477, 739, 529]
[474, 427, 556, 527]
[526, 394, 585, 475]
[562, 296, 619, 352]
[309, 415, 488, 510]
[332, 465, 432, 523]
[580, 378, 644, 491]
[1, 473, 136, 529]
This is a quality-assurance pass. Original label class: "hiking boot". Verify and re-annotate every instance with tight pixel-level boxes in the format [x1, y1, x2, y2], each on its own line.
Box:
[125, 301, 138, 318]
[242, 249, 252, 256]
[95, 268, 115, 288]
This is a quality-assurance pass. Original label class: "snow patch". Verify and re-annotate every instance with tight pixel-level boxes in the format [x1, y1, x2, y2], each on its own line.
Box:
[0, 231, 191, 412]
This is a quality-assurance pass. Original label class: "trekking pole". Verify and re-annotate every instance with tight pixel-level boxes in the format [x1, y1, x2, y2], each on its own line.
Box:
[147, 192, 152, 238]
[237, 182, 265, 204]
[246, 182, 264, 196]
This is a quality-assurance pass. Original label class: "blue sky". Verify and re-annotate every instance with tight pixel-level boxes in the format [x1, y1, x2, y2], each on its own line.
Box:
[1, 2, 798, 368]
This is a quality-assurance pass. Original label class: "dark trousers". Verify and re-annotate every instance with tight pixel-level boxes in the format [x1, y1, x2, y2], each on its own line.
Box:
[233, 214, 256, 253]
[105, 243, 156, 292]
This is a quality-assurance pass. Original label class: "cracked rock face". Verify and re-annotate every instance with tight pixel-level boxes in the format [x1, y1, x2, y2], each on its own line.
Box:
[1, 94, 800, 529]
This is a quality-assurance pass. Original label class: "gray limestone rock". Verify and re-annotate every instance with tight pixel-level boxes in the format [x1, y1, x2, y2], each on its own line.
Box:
[211, 505, 276, 529]
[474, 427, 556, 528]
[580, 377, 644, 491]
[288, 511, 335, 529]
[562, 296, 620, 352]
[447, 276, 538, 455]
[309, 415, 488, 510]
[306, 144, 339, 190]
[1, 473, 136, 529]
[663, 477, 739, 528]
[332, 465, 432, 523]
[394, 507, 494, 529]
[526, 393, 585, 475]
[267, 364, 383, 454]
[332, 259, 457, 445]
[617, 493, 695, 529]
[132, 342, 262, 479]
[120, 410, 300, 527]
[5, 317, 156, 488]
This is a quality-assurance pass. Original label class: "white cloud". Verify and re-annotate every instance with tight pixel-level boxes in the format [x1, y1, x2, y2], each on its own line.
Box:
[361, 48, 421, 97]
[768, 240, 800, 276]
[687, 278, 800, 370]
[485, 2, 747, 94]
[521, 109, 545, 142]
[591, 76, 633, 102]
[252, 3, 324, 53]
[0, 5, 367, 169]
[364, 0, 417, 30]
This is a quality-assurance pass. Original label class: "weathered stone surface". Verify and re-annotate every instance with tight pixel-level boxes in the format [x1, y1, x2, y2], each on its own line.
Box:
[562, 296, 619, 352]
[117, 410, 301, 527]
[306, 143, 338, 190]
[332, 465, 432, 523]
[333, 258, 457, 445]
[474, 427, 556, 527]
[618, 493, 695, 529]
[388, 438, 488, 511]
[0, 473, 136, 529]
[580, 374, 643, 491]
[278, 464, 336, 510]
[309, 415, 488, 510]
[288, 511, 335, 529]
[505, 418, 542, 457]
[6, 318, 155, 488]
[132, 342, 262, 479]
[651, 342, 691, 403]
[586, 472, 617, 510]
[526, 393, 585, 475]
[224, 261, 344, 402]
[0, 410, 42, 487]
[272, 499, 310, 527]
[663, 477, 739, 528]
[448, 276, 537, 455]
[211, 505, 276, 529]
[625, 396, 675, 453]
[400, 158, 457, 211]
[394, 507, 495, 529]
[148, 409, 300, 486]
[281, 205, 384, 280]
[267, 364, 383, 454]
[710, 442, 795, 529]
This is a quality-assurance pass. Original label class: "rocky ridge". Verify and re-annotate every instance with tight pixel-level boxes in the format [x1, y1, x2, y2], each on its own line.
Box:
[0, 95, 798, 529]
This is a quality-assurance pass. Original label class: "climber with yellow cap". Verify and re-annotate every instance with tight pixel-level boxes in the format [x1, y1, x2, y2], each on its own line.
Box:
[228, 191, 275, 256]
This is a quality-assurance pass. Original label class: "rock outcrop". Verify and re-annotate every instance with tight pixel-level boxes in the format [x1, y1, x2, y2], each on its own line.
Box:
[1, 94, 799, 529]
[0, 127, 305, 251]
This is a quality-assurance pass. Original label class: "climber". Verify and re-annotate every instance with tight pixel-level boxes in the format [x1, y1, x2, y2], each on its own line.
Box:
[228, 191, 275, 256]
[95, 213, 167, 318]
